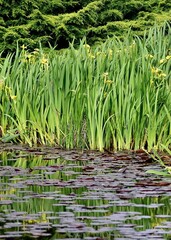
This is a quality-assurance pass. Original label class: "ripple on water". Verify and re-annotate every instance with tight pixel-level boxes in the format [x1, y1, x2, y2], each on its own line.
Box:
[0, 147, 171, 239]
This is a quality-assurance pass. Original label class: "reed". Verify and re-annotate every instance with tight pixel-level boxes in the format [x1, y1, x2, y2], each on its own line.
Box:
[0, 23, 170, 151]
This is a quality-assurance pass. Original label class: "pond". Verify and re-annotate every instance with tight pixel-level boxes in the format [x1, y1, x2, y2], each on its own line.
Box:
[0, 144, 171, 240]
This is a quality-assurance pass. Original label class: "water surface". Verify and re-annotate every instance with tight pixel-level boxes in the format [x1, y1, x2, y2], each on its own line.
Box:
[0, 144, 171, 239]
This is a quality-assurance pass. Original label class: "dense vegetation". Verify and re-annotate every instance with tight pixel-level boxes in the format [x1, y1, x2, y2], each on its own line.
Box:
[0, 24, 170, 151]
[0, 1, 170, 151]
[0, 0, 171, 53]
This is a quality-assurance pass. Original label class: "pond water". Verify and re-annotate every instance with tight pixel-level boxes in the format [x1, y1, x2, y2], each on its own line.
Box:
[0, 144, 171, 240]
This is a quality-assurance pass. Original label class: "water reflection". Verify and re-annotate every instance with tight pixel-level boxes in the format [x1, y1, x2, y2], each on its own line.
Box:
[0, 149, 171, 239]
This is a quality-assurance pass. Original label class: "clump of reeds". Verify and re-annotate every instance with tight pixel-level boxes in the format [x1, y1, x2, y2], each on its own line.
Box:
[0, 23, 170, 151]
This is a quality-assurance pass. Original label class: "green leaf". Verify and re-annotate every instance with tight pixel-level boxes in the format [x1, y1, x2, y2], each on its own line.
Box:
[146, 169, 171, 177]
[0, 133, 19, 143]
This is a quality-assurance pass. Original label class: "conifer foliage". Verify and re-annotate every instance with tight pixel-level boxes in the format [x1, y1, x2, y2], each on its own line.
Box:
[0, 0, 170, 52]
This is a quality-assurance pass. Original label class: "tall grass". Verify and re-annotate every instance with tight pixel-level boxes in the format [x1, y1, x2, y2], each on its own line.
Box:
[0, 23, 170, 151]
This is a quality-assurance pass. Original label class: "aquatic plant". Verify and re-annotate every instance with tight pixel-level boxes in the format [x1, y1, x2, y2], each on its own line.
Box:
[146, 145, 171, 176]
[0, 23, 170, 151]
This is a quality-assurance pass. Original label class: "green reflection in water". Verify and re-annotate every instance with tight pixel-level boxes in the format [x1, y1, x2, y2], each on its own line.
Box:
[0, 151, 171, 239]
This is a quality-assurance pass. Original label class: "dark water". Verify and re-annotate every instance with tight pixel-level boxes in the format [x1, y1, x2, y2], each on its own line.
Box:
[0, 145, 171, 239]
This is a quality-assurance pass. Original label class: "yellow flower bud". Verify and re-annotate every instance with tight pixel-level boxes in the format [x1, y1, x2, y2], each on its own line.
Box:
[159, 59, 165, 64]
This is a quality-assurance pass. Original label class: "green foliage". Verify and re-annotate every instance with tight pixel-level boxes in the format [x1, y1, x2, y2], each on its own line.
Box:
[159, 0, 171, 10]
[0, 24, 170, 150]
[0, 0, 170, 52]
